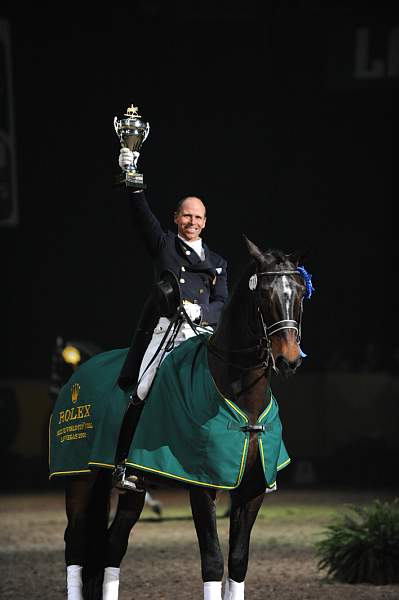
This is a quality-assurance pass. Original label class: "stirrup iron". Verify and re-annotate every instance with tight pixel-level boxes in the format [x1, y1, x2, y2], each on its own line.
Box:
[112, 465, 145, 493]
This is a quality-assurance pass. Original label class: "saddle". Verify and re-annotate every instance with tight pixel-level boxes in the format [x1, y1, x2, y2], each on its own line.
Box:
[118, 270, 181, 391]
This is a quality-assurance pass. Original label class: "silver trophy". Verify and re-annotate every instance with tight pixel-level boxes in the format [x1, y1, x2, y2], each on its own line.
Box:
[114, 104, 150, 189]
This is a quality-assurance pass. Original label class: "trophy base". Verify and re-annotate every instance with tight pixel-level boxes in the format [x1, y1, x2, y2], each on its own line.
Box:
[114, 172, 146, 190]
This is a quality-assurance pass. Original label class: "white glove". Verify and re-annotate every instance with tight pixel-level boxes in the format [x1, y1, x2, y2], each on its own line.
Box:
[183, 302, 202, 323]
[118, 148, 139, 171]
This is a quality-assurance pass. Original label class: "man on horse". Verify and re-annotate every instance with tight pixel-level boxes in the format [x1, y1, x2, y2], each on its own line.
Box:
[113, 147, 229, 491]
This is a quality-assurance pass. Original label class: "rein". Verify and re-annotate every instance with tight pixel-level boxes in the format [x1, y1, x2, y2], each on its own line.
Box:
[129, 312, 184, 404]
[139, 265, 314, 389]
[177, 303, 269, 372]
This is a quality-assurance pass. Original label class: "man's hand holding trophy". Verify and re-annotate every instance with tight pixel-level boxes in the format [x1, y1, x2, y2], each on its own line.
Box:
[114, 104, 150, 189]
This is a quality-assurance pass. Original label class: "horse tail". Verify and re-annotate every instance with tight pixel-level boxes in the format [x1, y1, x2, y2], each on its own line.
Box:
[82, 469, 112, 600]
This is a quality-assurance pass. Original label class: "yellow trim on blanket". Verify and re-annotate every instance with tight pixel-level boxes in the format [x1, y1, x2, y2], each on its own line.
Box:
[48, 414, 52, 469]
[209, 370, 249, 422]
[88, 461, 115, 469]
[258, 430, 290, 487]
[277, 457, 291, 471]
[259, 437, 266, 474]
[258, 396, 273, 422]
[125, 463, 236, 489]
[238, 436, 248, 483]
[49, 468, 92, 479]
[223, 397, 249, 422]
[211, 370, 274, 426]
[126, 436, 249, 490]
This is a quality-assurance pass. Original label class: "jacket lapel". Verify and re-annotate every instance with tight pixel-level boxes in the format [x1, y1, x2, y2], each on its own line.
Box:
[175, 236, 217, 281]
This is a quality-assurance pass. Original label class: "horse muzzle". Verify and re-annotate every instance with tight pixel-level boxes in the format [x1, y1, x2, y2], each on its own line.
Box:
[274, 354, 302, 377]
[271, 329, 302, 376]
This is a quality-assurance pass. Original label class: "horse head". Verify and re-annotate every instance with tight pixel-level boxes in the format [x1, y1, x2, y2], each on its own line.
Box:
[244, 236, 314, 377]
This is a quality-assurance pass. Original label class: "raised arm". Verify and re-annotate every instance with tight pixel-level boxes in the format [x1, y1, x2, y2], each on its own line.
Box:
[127, 190, 167, 258]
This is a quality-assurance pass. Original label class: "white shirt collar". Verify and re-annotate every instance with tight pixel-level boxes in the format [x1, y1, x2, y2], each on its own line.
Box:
[178, 234, 205, 260]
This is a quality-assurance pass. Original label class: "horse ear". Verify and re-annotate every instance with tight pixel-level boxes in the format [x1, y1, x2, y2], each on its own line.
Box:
[243, 235, 264, 263]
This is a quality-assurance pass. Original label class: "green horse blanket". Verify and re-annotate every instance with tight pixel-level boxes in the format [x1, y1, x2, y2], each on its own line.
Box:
[49, 335, 290, 489]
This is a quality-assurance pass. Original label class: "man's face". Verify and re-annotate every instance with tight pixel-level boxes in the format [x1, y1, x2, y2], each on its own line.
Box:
[174, 197, 206, 242]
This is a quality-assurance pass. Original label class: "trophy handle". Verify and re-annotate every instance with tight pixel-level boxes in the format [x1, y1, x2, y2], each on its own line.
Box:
[113, 116, 119, 136]
[143, 122, 150, 142]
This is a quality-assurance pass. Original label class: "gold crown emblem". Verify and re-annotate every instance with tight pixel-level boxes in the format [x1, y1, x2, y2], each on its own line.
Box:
[71, 383, 80, 403]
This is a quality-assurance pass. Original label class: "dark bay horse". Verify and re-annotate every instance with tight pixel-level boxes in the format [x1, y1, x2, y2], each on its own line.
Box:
[52, 237, 314, 600]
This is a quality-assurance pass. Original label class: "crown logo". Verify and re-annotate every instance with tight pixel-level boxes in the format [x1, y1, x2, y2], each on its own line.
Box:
[71, 383, 80, 403]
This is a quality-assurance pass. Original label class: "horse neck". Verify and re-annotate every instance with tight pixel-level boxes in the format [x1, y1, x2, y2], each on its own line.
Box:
[210, 271, 272, 422]
[214, 268, 259, 352]
[231, 365, 272, 424]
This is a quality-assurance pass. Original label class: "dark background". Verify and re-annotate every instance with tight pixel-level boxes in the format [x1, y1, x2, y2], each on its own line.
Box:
[0, 1, 397, 488]
[1, 0, 396, 377]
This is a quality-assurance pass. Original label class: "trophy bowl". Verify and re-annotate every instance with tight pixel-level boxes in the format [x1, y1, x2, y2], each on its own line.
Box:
[114, 104, 150, 189]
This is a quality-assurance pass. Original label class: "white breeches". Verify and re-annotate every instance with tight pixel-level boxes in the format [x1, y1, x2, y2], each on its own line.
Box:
[136, 317, 212, 400]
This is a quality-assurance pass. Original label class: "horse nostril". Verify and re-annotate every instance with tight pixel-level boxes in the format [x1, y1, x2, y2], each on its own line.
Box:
[275, 356, 302, 377]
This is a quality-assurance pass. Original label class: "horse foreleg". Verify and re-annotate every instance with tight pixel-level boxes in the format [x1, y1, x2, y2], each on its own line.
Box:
[224, 492, 264, 600]
[103, 489, 146, 599]
[64, 472, 99, 600]
[190, 487, 224, 600]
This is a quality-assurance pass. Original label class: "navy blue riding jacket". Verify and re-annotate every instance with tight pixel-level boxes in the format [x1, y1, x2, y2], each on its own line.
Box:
[129, 191, 228, 327]
[117, 190, 228, 389]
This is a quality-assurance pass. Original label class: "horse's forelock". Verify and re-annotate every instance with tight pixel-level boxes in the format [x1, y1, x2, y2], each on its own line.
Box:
[262, 248, 292, 268]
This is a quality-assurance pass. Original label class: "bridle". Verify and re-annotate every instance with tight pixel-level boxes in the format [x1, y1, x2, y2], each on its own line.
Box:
[181, 268, 308, 374]
[258, 269, 304, 336]
[254, 269, 304, 373]
[129, 266, 311, 405]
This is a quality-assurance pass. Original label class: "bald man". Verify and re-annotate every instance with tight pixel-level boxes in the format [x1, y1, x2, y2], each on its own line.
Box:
[113, 148, 228, 490]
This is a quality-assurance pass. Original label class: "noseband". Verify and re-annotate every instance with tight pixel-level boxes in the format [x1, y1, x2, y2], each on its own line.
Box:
[204, 268, 306, 373]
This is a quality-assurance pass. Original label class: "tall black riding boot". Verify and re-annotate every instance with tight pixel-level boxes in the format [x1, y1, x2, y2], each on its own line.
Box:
[112, 397, 145, 492]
